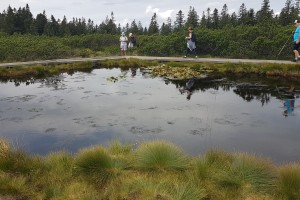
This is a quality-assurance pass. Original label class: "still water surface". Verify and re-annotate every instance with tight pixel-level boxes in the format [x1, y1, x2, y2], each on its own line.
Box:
[0, 68, 299, 164]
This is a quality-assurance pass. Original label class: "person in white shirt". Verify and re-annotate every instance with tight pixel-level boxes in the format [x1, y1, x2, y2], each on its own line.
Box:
[119, 32, 128, 56]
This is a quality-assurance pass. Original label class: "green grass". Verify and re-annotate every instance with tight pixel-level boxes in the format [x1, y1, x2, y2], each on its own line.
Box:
[134, 140, 188, 171]
[0, 138, 299, 199]
[1, 58, 300, 81]
[277, 163, 300, 199]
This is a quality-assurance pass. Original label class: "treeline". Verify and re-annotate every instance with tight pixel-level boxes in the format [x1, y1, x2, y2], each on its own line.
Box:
[0, 0, 298, 61]
[0, 0, 299, 36]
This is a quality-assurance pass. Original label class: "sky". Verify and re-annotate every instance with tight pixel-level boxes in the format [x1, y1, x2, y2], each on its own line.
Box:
[0, 0, 286, 27]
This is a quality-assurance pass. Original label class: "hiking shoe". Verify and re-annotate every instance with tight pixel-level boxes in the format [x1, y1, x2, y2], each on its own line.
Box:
[291, 58, 298, 62]
[183, 56, 187, 58]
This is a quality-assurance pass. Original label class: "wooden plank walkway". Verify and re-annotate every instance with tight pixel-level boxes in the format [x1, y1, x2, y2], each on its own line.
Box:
[0, 56, 295, 68]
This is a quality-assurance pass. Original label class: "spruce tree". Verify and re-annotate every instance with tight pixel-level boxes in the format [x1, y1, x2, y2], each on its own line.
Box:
[174, 10, 185, 31]
[186, 6, 199, 28]
[220, 4, 230, 28]
[212, 8, 219, 28]
[148, 13, 159, 34]
[256, 0, 274, 23]
[35, 11, 47, 35]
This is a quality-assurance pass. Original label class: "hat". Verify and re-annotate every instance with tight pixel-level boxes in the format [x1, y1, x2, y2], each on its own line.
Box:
[129, 33, 132, 37]
[294, 20, 298, 24]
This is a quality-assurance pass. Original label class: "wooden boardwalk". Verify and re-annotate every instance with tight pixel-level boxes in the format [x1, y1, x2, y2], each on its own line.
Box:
[0, 56, 294, 68]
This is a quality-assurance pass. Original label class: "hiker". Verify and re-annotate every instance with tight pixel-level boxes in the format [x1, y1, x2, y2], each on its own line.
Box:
[128, 33, 137, 48]
[184, 27, 197, 58]
[292, 20, 300, 62]
[120, 32, 128, 56]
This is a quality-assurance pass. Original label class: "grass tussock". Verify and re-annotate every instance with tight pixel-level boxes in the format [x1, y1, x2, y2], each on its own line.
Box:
[277, 163, 300, 199]
[134, 140, 188, 171]
[0, 139, 299, 199]
[73, 146, 121, 184]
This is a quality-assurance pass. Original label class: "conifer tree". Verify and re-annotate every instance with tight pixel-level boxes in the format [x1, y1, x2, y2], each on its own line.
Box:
[35, 11, 47, 35]
[160, 17, 172, 35]
[212, 8, 219, 28]
[200, 11, 206, 28]
[256, 0, 274, 23]
[129, 19, 139, 34]
[220, 4, 230, 28]
[137, 21, 144, 35]
[174, 10, 185, 31]
[186, 6, 199, 28]
[238, 3, 248, 25]
[4, 6, 15, 34]
[148, 13, 159, 34]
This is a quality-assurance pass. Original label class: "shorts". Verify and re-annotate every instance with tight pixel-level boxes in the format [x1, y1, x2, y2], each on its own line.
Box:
[120, 43, 127, 51]
[293, 42, 300, 51]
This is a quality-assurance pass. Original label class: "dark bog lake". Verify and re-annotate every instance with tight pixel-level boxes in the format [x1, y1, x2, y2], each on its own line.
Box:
[0, 67, 300, 164]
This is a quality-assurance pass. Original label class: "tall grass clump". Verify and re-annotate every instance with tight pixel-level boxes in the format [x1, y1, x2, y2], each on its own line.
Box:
[0, 139, 41, 174]
[73, 146, 119, 184]
[277, 163, 300, 199]
[215, 153, 276, 199]
[134, 140, 188, 171]
[169, 181, 207, 200]
[108, 140, 132, 156]
[0, 172, 28, 197]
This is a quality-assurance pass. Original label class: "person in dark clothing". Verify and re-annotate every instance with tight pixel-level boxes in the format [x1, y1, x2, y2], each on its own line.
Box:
[184, 27, 197, 58]
[128, 33, 137, 48]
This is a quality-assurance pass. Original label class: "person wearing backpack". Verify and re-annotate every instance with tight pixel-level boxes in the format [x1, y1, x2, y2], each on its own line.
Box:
[128, 33, 137, 48]
[184, 27, 197, 58]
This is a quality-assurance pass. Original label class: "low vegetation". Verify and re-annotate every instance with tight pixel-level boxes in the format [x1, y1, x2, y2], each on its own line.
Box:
[1, 59, 300, 81]
[0, 139, 299, 199]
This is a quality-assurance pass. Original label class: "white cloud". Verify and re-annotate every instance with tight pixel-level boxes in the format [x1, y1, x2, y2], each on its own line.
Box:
[158, 9, 174, 20]
[116, 17, 129, 27]
[145, 5, 174, 20]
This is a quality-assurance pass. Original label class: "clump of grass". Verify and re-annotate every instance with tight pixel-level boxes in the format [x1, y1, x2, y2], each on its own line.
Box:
[108, 140, 132, 156]
[205, 149, 234, 167]
[277, 163, 300, 199]
[0, 172, 28, 196]
[134, 140, 188, 171]
[216, 153, 276, 196]
[0, 140, 42, 174]
[58, 181, 102, 200]
[192, 158, 212, 181]
[114, 175, 172, 199]
[169, 181, 206, 200]
[0, 139, 9, 157]
[73, 146, 119, 184]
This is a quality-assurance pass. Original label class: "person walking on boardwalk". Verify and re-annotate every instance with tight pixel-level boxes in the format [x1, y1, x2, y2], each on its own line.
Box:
[128, 33, 137, 48]
[120, 32, 128, 56]
[184, 27, 197, 58]
[292, 20, 300, 62]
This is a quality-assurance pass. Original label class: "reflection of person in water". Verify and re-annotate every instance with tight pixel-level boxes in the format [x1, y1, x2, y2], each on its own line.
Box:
[283, 86, 296, 117]
[131, 68, 137, 77]
[179, 77, 196, 100]
[283, 97, 295, 117]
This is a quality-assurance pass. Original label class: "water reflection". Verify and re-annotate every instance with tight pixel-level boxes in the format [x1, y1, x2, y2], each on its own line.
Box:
[0, 68, 300, 164]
